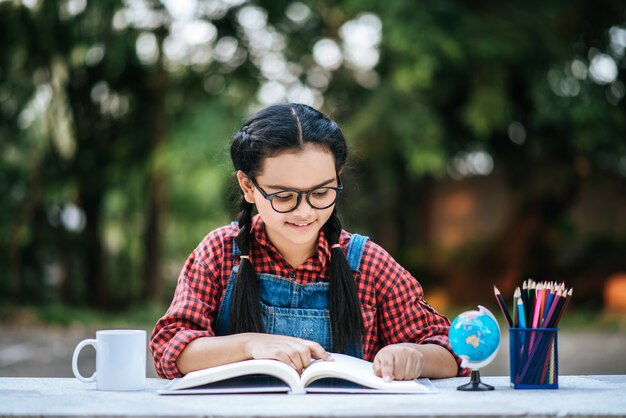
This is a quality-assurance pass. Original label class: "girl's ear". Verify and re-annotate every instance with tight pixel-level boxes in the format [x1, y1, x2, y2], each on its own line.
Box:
[236, 171, 256, 204]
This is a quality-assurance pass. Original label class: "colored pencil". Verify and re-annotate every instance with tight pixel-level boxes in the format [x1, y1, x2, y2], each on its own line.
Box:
[493, 285, 513, 327]
[513, 288, 520, 328]
[542, 285, 555, 325]
[521, 280, 531, 325]
[537, 283, 548, 327]
[517, 297, 526, 328]
[526, 280, 536, 324]
[531, 283, 544, 329]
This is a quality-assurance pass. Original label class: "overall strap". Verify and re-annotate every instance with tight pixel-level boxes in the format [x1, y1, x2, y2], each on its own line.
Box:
[345, 233, 369, 273]
[230, 221, 241, 257]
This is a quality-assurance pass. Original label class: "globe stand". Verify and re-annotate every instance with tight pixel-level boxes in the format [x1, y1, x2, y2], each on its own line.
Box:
[457, 370, 494, 391]
[449, 306, 501, 392]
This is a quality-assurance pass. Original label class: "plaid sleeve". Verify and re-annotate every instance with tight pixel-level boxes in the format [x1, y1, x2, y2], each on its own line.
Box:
[370, 243, 470, 377]
[149, 230, 225, 379]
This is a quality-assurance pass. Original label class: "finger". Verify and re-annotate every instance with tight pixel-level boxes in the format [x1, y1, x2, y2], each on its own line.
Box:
[394, 354, 408, 380]
[373, 357, 382, 377]
[301, 339, 332, 361]
[272, 349, 297, 369]
[379, 355, 394, 383]
[403, 353, 417, 380]
[283, 348, 306, 372]
[286, 342, 312, 370]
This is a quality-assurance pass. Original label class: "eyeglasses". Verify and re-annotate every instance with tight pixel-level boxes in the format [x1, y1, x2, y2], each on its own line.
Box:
[248, 175, 343, 213]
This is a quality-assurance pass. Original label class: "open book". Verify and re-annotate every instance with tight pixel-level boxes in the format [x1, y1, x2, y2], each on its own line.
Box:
[158, 353, 436, 395]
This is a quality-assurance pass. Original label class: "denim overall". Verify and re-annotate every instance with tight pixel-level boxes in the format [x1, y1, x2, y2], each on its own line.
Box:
[214, 233, 369, 358]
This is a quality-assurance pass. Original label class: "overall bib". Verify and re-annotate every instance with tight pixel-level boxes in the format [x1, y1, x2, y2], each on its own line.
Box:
[214, 233, 369, 358]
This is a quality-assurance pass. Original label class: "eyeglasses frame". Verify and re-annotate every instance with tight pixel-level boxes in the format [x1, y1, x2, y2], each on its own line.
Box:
[248, 174, 343, 213]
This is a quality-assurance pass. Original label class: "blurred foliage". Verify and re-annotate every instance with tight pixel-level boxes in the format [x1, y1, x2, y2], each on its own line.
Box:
[0, 0, 625, 314]
[0, 302, 167, 328]
[2, 303, 625, 333]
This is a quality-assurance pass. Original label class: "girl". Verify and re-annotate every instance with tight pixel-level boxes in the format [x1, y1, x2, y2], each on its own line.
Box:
[151, 103, 465, 382]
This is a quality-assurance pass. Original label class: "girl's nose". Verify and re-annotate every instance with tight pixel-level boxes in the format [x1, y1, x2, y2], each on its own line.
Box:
[292, 196, 315, 216]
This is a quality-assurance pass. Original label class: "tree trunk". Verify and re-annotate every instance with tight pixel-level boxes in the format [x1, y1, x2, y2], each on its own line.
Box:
[7, 159, 43, 301]
[142, 30, 169, 304]
[82, 193, 107, 308]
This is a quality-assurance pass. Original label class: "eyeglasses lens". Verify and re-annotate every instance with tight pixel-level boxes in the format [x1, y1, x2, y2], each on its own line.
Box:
[271, 188, 338, 212]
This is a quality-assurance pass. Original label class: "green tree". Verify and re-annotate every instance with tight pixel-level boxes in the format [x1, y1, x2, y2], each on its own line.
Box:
[0, 0, 250, 308]
[1, 0, 624, 312]
[334, 1, 626, 303]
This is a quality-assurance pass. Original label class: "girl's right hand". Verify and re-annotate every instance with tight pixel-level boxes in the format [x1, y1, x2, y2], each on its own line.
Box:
[244, 333, 332, 372]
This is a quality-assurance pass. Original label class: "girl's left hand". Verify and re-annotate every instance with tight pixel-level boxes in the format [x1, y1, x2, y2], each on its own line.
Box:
[373, 343, 424, 382]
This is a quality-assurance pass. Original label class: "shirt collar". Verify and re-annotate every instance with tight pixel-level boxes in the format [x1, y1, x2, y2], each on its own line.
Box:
[251, 215, 332, 269]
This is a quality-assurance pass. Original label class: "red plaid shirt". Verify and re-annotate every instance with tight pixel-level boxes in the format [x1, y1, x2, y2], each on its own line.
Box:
[151, 216, 467, 379]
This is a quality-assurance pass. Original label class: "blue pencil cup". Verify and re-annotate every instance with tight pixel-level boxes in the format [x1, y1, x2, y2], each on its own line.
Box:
[509, 328, 559, 389]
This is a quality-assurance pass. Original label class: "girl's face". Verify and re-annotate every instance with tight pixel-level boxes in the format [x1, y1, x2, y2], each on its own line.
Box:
[237, 143, 339, 256]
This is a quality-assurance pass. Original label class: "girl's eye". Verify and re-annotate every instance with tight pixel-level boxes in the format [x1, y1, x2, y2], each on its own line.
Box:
[312, 189, 329, 197]
[274, 192, 296, 201]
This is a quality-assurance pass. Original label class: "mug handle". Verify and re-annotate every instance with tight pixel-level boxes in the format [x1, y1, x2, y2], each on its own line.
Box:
[72, 339, 97, 383]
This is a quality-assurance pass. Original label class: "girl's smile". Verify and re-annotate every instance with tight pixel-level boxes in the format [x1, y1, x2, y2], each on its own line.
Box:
[287, 221, 314, 229]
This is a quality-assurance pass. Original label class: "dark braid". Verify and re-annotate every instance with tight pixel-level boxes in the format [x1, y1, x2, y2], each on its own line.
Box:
[229, 196, 263, 334]
[324, 209, 363, 353]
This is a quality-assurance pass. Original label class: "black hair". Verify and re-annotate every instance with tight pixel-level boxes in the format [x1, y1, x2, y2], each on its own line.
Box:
[229, 103, 363, 353]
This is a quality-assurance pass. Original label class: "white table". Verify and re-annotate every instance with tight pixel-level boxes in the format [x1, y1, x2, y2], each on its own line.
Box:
[1, 375, 625, 417]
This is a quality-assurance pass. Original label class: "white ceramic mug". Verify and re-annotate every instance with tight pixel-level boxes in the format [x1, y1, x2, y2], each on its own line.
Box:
[72, 329, 146, 391]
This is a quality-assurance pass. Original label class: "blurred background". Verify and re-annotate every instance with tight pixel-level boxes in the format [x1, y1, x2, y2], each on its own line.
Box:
[1, 0, 625, 377]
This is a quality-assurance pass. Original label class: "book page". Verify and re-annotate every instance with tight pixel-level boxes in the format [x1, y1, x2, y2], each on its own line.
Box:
[158, 375, 291, 395]
[304, 377, 436, 394]
[300, 353, 436, 393]
[166, 359, 300, 392]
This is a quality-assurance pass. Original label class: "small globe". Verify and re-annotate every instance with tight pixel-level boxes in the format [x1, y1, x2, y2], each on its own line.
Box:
[449, 305, 501, 369]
